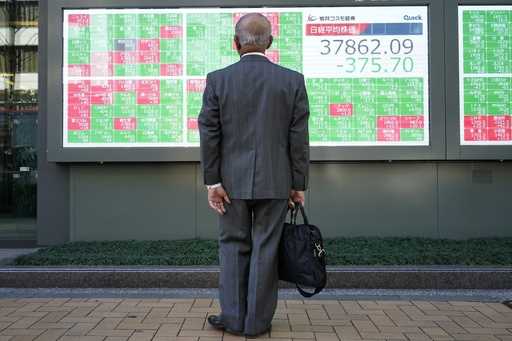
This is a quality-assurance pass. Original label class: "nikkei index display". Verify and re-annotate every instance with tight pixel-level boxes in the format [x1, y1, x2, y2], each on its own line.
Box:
[62, 6, 429, 148]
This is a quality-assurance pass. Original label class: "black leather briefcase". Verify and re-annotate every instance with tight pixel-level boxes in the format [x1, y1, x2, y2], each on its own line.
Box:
[278, 203, 327, 297]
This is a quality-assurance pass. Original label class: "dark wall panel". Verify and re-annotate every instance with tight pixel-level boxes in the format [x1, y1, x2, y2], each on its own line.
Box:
[195, 164, 218, 239]
[70, 163, 196, 241]
[438, 162, 512, 238]
[308, 162, 438, 238]
[66, 161, 512, 243]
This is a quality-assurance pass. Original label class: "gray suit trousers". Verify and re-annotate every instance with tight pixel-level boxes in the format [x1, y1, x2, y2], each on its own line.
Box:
[218, 198, 289, 335]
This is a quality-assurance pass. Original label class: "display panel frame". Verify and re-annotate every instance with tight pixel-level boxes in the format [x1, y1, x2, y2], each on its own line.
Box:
[45, 0, 445, 162]
[446, 0, 512, 160]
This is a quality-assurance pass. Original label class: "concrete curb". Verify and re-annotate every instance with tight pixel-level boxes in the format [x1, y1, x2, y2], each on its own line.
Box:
[0, 265, 511, 289]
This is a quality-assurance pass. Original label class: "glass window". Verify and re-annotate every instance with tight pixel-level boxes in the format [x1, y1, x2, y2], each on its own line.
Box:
[0, 0, 38, 240]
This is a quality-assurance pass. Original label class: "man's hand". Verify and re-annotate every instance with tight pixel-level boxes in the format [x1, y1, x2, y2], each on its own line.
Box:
[208, 186, 231, 215]
[288, 189, 305, 209]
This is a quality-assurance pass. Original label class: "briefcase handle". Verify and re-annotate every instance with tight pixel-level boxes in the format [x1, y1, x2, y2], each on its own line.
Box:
[290, 203, 309, 225]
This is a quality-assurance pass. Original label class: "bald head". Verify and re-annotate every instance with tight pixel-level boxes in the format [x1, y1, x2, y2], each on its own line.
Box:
[234, 13, 273, 54]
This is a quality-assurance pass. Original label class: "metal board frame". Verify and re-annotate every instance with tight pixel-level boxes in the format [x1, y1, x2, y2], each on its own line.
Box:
[46, 0, 445, 162]
[38, 0, 71, 246]
[446, 0, 512, 160]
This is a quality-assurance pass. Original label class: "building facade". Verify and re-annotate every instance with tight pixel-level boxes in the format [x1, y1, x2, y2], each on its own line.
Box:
[0, 0, 38, 246]
[2, 0, 512, 247]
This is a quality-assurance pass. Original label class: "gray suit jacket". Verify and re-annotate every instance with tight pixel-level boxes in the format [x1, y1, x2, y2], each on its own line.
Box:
[198, 54, 310, 199]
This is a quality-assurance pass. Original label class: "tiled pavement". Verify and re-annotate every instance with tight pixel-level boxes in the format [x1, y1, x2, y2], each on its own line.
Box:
[1, 298, 512, 341]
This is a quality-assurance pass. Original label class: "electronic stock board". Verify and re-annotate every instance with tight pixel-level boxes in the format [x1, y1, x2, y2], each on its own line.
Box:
[62, 6, 430, 148]
[459, 5, 512, 145]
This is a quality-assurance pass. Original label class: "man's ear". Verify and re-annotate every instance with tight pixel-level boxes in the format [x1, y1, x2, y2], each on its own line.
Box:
[267, 35, 273, 49]
[234, 35, 242, 51]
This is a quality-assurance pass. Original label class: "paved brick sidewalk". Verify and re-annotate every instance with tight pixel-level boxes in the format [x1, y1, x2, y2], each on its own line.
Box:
[1, 298, 512, 341]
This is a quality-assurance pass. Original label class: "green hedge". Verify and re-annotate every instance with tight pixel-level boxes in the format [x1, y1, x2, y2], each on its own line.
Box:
[13, 237, 512, 266]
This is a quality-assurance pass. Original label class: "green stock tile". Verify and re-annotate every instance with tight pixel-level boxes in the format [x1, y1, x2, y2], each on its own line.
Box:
[161, 94, 182, 105]
[90, 130, 114, 143]
[113, 104, 136, 117]
[487, 90, 509, 102]
[90, 14, 111, 27]
[114, 92, 136, 105]
[376, 102, 399, 115]
[137, 117, 159, 130]
[464, 63, 485, 74]
[136, 105, 160, 117]
[114, 64, 137, 76]
[464, 102, 487, 115]
[68, 39, 90, 52]
[463, 10, 485, 23]
[137, 25, 159, 38]
[67, 26, 89, 40]
[159, 13, 181, 26]
[464, 91, 486, 103]
[280, 12, 301, 24]
[187, 63, 205, 76]
[334, 128, 354, 141]
[91, 117, 113, 130]
[160, 38, 182, 51]
[352, 116, 375, 127]
[90, 39, 113, 52]
[160, 104, 182, 116]
[333, 117, 352, 129]
[399, 102, 423, 115]
[113, 26, 136, 38]
[353, 129, 376, 141]
[160, 79, 182, 89]
[400, 128, 424, 141]
[187, 130, 199, 143]
[91, 105, 113, 117]
[137, 130, 159, 143]
[68, 130, 90, 143]
[159, 129, 182, 142]
[487, 103, 510, 115]
[114, 130, 136, 143]
[68, 51, 89, 64]
[137, 64, 160, 76]
[161, 51, 181, 64]
[486, 77, 511, 90]
[159, 118, 180, 129]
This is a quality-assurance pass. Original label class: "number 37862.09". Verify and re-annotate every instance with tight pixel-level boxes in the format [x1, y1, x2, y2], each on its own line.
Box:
[319, 38, 414, 56]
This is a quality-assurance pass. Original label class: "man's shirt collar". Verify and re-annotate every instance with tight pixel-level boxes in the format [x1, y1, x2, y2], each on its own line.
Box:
[241, 52, 268, 58]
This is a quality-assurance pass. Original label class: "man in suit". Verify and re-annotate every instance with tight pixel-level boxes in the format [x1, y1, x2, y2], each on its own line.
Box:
[198, 12, 310, 337]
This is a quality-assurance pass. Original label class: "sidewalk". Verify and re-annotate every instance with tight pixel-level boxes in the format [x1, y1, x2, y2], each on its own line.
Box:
[1, 297, 511, 340]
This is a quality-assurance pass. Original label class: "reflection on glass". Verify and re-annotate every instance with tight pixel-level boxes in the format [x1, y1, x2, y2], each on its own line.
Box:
[0, 0, 38, 240]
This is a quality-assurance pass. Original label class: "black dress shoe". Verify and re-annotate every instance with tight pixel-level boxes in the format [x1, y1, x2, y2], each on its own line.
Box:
[207, 315, 244, 336]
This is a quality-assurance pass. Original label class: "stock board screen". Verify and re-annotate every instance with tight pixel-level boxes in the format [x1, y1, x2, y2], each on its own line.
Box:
[63, 7, 429, 147]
